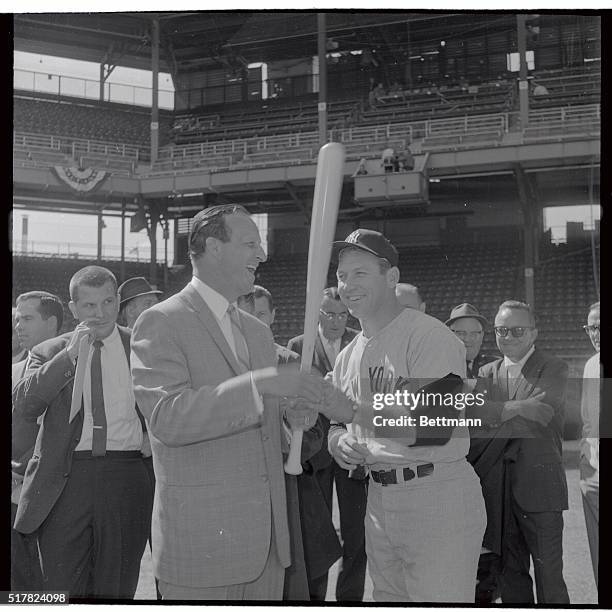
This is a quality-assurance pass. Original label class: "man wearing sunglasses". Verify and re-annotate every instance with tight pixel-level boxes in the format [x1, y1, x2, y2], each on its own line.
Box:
[579, 301, 599, 587]
[287, 288, 365, 602]
[470, 300, 569, 604]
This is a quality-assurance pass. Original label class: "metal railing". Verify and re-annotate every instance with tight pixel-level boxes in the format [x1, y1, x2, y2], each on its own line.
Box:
[14, 68, 175, 110]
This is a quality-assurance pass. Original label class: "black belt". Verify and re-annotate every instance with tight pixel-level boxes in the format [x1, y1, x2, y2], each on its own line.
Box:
[72, 450, 142, 459]
[371, 463, 434, 486]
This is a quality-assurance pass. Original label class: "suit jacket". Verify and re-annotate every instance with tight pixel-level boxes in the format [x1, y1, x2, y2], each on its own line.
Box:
[12, 326, 141, 534]
[469, 348, 569, 516]
[287, 328, 358, 473]
[467, 351, 499, 378]
[130, 283, 291, 589]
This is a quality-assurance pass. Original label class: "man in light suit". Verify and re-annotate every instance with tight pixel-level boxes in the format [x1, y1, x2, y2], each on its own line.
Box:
[12, 291, 64, 590]
[12, 266, 153, 599]
[470, 300, 569, 604]
[130, 205, 353, 600]
[287, 287, 365, 602]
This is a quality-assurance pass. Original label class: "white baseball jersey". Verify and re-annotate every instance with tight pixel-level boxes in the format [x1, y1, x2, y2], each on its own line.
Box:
[332, 308, 468, 469]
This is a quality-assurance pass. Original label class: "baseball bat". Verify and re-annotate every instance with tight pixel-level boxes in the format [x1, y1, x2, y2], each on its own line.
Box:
[284, 142, 346, 475]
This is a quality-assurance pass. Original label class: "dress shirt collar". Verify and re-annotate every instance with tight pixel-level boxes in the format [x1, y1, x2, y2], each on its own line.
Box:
[100, 324, 120, 347]
[503, 345, 535, 371]
[191, 276, 231, 321]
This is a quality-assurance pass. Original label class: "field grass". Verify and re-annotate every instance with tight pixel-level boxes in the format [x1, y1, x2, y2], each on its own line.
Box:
[135, 440, 597, 603]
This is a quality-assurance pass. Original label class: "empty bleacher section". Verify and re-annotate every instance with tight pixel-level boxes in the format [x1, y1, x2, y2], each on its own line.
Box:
[12, 255, 164, 333]
[13, 94, 174, 149]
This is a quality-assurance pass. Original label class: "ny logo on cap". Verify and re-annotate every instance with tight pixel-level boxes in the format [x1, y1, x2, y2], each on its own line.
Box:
[346, 230, 362, 244]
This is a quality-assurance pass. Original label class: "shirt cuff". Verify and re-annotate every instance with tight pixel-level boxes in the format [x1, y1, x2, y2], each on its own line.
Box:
[250, 371, 265, 417]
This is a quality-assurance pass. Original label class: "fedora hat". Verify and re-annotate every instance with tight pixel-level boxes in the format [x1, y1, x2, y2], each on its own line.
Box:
[118, 277, 162, 307]
[445, 303, 489, 328]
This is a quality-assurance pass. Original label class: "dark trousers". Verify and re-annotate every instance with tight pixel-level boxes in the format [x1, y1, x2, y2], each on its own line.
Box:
[11, 502, 43, 590]
[143, 455, 162, 600]
[316, 461, 368, 602]
[475, 551, 501, 604]
[36, 453, 152, 599]
[499, 495, 569, 604]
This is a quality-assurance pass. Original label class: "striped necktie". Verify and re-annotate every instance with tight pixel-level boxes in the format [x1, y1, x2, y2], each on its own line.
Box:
[91, 339, 107, 456]
[227, 305, 251, 373]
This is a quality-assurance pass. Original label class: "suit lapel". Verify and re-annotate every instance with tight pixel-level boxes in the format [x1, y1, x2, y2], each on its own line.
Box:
[513, 349, 542, 400]
[314, 334, 333, 373]
[179, 284, 243, 376]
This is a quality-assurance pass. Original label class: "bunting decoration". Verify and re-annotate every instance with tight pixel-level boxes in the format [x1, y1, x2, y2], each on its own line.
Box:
[51, 166, 108, 193]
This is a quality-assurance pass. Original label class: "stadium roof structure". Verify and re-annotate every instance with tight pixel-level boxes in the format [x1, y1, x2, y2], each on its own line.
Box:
[15, 11, 504, 75]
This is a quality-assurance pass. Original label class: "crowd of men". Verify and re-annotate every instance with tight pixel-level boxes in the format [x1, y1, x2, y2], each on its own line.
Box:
[11, 204, 599, 602]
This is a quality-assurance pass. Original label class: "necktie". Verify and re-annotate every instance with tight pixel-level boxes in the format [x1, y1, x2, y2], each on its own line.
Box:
[466, 360, 474, 378]
[227, 305, 251, 373]
[91, 339, 107, 456]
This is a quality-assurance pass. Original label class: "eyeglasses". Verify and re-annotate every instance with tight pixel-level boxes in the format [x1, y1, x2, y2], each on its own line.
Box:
[451, 330, 483, 340]
[320, 310, 348, 322]
[494, 326, 534, 338]
[583, 324, 600, 335]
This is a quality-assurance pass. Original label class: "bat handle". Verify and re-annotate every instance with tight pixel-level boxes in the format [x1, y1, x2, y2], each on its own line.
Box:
[284, 428, 304, 475]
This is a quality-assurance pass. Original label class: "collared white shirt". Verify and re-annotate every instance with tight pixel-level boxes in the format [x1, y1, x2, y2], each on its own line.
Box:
[75, 325, 143, 452]
[503, 345, 535, 378]
[190, 276, 263, 415]
[190, 276, 242, 361]
[581, 352, 600, 476]
[318, 326, 342, 367]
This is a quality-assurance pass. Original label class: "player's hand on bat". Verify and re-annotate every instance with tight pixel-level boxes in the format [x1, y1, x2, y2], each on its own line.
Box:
[316, 380, 356, 423]
[281, 397, 319, 432]
[254, 365, 324, 404]
[329, 430, 369, 470]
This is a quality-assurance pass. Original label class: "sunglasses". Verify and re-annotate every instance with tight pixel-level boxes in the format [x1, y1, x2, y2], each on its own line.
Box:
[494, 326, 534, 338]
[583, 324, 600, 335]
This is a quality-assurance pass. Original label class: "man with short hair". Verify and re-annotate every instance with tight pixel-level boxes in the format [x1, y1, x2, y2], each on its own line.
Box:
[580, 301, 599, 587]
[118, 276, 162, 328]
[12, 307, 27, 364]
[12, 266, 153, 599]
[328, 228, 486, 602]
[287, 287, 365, 602]
[238, 285, 339, 601]
[130, 205, 352, 600]
[470, 300, 570, 604]
[11, 291, 64, 590]
[446, 303, 497, 378]
[395, 283, 425, 312]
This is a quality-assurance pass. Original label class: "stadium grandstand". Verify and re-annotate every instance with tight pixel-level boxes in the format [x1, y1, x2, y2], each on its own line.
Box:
[11, 10, 603, 603]
[13, 12, 599, 439]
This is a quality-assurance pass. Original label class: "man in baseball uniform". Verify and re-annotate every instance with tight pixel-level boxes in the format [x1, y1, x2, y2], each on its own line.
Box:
[327, 228, 486, 603]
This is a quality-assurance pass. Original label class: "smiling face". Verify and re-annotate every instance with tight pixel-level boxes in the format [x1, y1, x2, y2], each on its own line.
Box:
[206, 213, 266, 302]
[494, 307, 537, 362]
[69, 281, 119, 340]
[450, 317, 484, 361]
[15, 298, 58, 350]
[336, 248, 395, 322]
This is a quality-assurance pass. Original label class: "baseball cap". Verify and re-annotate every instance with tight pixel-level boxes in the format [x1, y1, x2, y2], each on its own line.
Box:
[332, 229, 399, 267]
[118, 277, 162, 307]
[445, 303, 489, 328]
